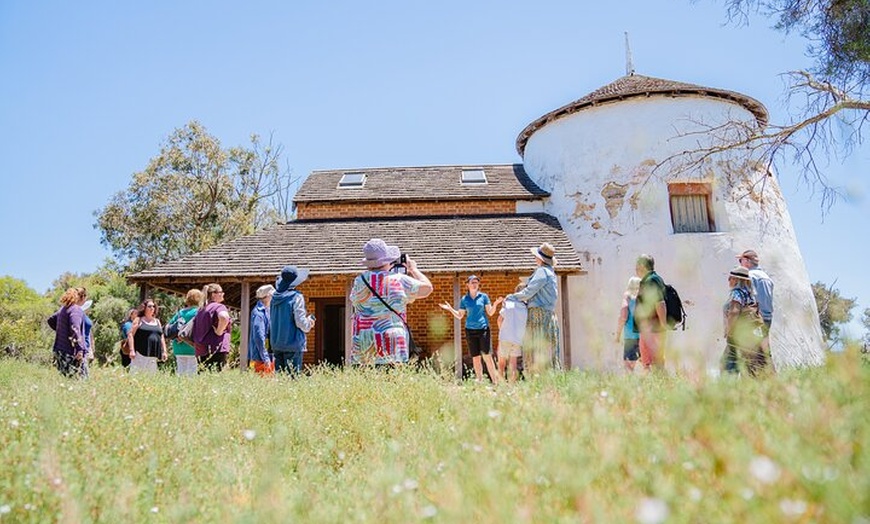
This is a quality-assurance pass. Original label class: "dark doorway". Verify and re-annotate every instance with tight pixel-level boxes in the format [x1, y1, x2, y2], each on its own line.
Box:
[316, 299, 346, 367]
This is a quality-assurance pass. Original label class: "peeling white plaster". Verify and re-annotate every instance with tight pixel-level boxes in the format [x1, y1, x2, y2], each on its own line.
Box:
[523, 96, 824, 372]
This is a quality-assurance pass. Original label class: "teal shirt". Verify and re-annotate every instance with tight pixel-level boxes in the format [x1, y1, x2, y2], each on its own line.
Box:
[170, 307, 198, 356]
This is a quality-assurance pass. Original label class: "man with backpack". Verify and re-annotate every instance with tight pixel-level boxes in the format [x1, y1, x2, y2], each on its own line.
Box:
[635, 254, 667, 371]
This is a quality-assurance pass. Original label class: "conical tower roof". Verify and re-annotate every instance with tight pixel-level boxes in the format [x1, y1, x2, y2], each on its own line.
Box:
[515, 73, 769, 156]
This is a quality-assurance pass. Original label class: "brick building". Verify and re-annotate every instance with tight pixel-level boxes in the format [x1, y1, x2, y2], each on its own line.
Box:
[129, 164, 585, 375]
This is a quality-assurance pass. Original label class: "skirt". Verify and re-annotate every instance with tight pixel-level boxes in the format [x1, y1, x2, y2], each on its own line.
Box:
[523, 307, 561, 373]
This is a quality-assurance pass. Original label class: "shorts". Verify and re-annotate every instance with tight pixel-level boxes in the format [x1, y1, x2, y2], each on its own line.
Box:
[623, 338, 640, 361]
[466, 328, 491, 357]
[176, 355, 198, 376]
[498, 340, 522, 358]
[130, 354, 158, 374]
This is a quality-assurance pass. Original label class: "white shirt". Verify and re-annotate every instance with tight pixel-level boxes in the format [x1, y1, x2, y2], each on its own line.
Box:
[499, 298, 528, 346]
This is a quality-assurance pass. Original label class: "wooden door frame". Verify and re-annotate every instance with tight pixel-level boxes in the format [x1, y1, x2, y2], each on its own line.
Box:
[314, 297, 347, 364]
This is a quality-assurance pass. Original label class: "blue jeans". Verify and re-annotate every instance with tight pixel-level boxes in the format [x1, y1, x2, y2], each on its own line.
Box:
[275, 351, 303, 374]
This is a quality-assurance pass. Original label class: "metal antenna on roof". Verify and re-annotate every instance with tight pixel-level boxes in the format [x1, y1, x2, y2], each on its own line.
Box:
[624, 32, 635, 76]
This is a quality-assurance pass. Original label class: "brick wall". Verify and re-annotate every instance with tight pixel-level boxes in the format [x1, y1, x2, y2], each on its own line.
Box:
[296, 200, 515, 220]
[288, 271, 529, 367]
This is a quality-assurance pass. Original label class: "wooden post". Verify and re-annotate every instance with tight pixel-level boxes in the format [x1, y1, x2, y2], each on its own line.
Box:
[240, 282, 250, 371]
[453, 275, 462, 380]
[138, 283, 148, 303]
[345, 278, 353, 365]
[559, 274, 572, 369]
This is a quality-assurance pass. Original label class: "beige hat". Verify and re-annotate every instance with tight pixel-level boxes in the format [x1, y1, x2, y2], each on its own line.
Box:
[737, 249, 759, 263]
[530, 242, 556, 266]
[729, 265, 751, 281]
[255, 284, 276, 299]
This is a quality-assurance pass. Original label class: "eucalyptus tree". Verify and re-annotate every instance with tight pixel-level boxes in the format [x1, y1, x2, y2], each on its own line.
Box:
[95, 121, 297, 271]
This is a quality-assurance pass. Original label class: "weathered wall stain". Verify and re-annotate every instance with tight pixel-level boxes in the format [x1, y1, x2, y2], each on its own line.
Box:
[600, 181, 629, 219]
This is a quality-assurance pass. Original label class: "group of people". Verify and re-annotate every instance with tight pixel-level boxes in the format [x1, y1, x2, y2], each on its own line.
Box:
[439, 242, 561, 383]
[615, 250, 774, 376]
[48, 240, 774, 380]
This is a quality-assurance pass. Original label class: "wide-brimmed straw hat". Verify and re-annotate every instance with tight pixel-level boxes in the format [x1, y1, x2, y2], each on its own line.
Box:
[729, 265, 751, 281]
[275, 266, 309, 292]
[361, 238, 401, 269]
[530, 242, 556, 266]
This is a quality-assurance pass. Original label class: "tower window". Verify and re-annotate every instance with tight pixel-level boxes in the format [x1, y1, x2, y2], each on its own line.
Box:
[668, 182, 715, 233]
[338, 172, 366, 188]
[461, 169, 487, 185]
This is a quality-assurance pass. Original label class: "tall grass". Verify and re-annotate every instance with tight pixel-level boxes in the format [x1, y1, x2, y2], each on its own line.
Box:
[0, 354, 867, 523]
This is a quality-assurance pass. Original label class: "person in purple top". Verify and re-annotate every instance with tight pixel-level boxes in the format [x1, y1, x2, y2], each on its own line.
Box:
[193, 283, 233, 372]
[47, 287, 89, 378]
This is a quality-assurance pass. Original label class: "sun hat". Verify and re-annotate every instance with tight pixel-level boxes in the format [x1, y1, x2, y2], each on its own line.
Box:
[255, 284, 276, 299]
[361, 238, 401, 269]
[466, 275, 480, 283]
[729, 265, 751, 280]
[275, 266, 310, 293]
[530, 242, 556, 266]
[736, 249, 759, 263]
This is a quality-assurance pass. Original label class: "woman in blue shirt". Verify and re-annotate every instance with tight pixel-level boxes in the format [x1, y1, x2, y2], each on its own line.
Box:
[615, 277, 641, 372]
[440, 275, 503, 383]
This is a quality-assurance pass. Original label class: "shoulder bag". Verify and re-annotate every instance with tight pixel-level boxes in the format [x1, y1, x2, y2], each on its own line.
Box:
[361, 276, 422, 359]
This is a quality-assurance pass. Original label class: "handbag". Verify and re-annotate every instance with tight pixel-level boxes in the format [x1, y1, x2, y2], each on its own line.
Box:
[361, 276, 422, 359]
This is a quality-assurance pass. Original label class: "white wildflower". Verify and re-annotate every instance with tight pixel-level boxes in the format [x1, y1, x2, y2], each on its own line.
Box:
[403, 479, 418, 491]
[421, 505, 438, 518]
[150, 506, 159, 514]
[487, 409, 501, 419]
[472, 444, 483, 453]
[0, 504, 11, 514]
[599, 390, 609, 398]
[635, 497, 669, 524]
[242, 430, 256, 441]
[9, 420, 19, 428]
[779, 499, 807, 518]
[682, 461, 695, 471]
[391, 484, 403, 495]
[749, 456, 781, 484]
[688, 487, 702, 501]
[741, 488, 754, 500]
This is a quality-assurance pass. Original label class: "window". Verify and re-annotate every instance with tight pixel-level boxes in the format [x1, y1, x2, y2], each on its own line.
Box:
[461, 168, 487, 185]
[668, 182, 715, 233]
[338, 172, 366, 188]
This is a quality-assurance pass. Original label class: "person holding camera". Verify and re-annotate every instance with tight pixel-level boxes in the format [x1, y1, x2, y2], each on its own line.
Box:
[350, 238, 433, 365]
[439, 275, 503, 383]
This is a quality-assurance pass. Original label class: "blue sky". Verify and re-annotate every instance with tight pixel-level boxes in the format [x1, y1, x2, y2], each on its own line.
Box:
[1, 1, 867, 336]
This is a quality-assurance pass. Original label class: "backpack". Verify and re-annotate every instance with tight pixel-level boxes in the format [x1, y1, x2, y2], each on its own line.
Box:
[664, 284, 686, 330]
[163, 315, 186, 340]
[177, 314, 196, 345]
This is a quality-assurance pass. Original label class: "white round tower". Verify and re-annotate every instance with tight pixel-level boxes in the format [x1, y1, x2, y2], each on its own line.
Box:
[518, 73, 825, 372]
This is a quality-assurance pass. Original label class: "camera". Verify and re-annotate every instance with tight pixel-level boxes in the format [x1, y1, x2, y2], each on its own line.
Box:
[391, 253, 407, 274]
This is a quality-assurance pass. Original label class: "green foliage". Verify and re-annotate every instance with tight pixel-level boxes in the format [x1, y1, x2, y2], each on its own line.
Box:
[94, 121, 297, 272]
[722, 0, 869, 91]
[812, 281, 857, 347]
[0, 359, 867, 522]
[0, 276, 54, 363]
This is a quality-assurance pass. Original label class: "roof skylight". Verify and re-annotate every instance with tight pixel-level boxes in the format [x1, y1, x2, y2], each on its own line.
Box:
[338, 172, 366, 188]
[461, 169, 487, 185]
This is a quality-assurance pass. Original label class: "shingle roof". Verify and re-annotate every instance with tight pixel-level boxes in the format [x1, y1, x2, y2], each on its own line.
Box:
[293, 164, 549, 203]
[129, 213, 583, 282]
[516, 73, 769, 156]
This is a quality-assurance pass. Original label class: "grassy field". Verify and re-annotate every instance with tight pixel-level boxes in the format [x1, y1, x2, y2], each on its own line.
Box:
[0, 354, 867, 523]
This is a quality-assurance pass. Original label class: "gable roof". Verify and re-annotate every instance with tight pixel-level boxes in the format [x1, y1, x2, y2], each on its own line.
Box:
[129, 213, 583, 284]
[294, 164, 549, 203]
[516, 73, 769, 156]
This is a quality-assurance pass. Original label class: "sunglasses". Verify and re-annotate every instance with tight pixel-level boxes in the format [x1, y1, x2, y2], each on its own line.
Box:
[146, 304, 156, 308]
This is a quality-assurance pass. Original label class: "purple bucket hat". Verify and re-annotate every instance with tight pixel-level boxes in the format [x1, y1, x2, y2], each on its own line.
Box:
[361, 238, 401, 269]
